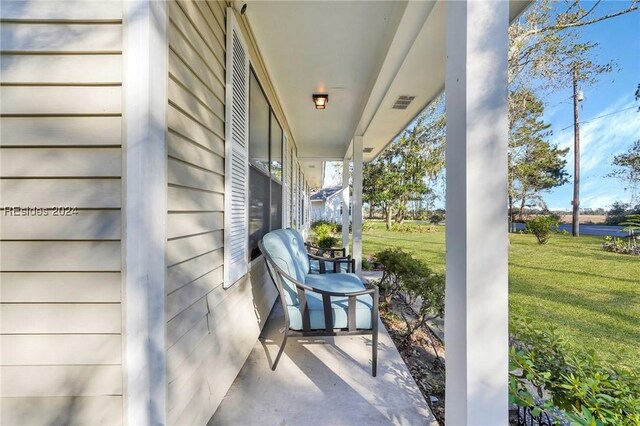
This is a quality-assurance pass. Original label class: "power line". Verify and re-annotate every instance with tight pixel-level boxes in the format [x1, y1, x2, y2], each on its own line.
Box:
[559, 106, 637, 131]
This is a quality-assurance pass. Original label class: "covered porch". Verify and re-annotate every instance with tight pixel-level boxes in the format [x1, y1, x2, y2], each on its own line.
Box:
[0, 0, 533, 424]
[213, 0, 528, 424]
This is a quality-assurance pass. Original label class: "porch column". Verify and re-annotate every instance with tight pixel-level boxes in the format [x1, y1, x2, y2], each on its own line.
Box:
[352, 136, 364, 276]
[444, 1, 509, 425]
[342, 158, 350, 251]
[123, 1, 168, 424]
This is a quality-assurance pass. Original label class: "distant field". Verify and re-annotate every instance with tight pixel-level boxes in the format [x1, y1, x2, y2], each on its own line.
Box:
[361, 222, 640, 368]
[558, 214, 607, 224]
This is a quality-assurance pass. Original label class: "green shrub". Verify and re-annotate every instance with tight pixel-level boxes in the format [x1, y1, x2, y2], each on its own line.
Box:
[399, 269, 444, 344]
[311, 220, 337, 233]
[313, 223, 337, 240]
[375, 247, 444, 343]
[428, 213, 444, 224]
[362, 220, 374, 232]
[315, 235, 339, 249]
[524, 215, 558, 244]
[510, 318, 640, 425]
[375, 248, 421, 304]
[335, 223, 352, 233]
[361, 256, 373, 271]
[389, 223, 437, 233]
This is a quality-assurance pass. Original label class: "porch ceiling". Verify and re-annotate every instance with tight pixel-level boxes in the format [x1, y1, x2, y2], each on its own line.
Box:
[245, 0, 530, 188]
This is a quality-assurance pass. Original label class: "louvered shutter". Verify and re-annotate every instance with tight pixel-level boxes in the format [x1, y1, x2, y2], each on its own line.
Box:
[224, 8, 249, 288]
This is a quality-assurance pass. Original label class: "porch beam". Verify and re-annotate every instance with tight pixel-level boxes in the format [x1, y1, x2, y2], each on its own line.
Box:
[123, 1, 168, 424]
[342, 159, 350, 251]
[444, 1, 509, 425]
[352, 136, 364, 276]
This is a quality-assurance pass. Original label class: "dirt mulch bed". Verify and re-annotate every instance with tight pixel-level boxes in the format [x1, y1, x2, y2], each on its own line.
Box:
[380, 301, 446, 425]
[381, 300, 527, 426]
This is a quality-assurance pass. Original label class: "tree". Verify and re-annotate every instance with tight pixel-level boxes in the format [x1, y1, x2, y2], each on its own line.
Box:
[506, 1, 636, 229]
[605, 201, 640, 225]
[363, 99, 445, 230]
[508, 88, 569, 229]
[366, 1, 636, 228]
[609, 141, 640, 203]
[509, 0, 637, 91]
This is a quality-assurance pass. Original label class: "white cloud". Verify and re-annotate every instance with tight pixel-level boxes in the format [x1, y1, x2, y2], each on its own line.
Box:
[545, 97, 640, 209]
[553, 99, 640, 175]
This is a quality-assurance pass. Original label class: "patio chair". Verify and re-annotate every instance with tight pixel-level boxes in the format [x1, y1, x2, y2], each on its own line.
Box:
[301, 232, 354, 273]
[259, 228, 379, 376]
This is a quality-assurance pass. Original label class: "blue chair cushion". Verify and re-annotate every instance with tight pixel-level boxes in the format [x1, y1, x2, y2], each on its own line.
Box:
[262, 229, 309, 305]
[285, 228, 311, 274]
[305, 272, 363, 292]
[288, 273, 373, 331]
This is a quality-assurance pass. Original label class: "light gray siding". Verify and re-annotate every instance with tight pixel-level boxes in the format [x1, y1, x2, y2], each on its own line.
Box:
[0, 1, 124, 424]
[165, 1, 276, 424]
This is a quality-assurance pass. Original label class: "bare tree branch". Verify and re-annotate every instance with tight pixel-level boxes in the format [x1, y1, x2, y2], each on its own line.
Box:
[519, 2, 638, 38]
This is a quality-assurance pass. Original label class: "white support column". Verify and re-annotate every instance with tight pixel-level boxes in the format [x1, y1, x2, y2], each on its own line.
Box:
[123, 1, 168, 424]
[342, 158, 350, 251]
[444, 1, 509, 425]
[352, 136, 364, 276]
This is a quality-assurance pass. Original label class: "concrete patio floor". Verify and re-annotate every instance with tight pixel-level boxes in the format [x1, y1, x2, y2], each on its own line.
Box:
[209, 302, 437, 426]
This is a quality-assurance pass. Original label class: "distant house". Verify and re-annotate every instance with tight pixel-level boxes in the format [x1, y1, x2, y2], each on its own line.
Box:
[310, 186, 350, 223]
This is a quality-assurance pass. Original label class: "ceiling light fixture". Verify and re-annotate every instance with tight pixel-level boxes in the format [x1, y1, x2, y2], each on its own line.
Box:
[312, 94, 329, 109]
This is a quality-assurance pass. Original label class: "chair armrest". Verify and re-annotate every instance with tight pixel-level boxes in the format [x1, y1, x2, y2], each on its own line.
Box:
[305, 242, 347, 258]
[269, 259, 378, 333]
[307, 252, 350, 261]
[307, 253, 354, 273]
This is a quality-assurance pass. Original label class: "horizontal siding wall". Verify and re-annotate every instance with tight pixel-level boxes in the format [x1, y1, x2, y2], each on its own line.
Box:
[0, 1, 123, 425]
[166, 1, 276, 424]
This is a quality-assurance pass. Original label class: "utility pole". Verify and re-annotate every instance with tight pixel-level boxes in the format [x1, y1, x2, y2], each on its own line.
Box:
[572, 64, 582, 237]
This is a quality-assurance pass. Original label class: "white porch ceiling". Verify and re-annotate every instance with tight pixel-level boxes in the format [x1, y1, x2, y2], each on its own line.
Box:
[244, 1, 530, 188]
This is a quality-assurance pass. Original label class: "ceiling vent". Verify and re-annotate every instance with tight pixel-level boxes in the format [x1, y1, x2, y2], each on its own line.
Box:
[363, 147, 374, 153]
[392, 95, 415, 110]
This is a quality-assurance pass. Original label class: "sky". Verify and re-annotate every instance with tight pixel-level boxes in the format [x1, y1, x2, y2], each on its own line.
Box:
[541, 2, 640, 210]
[324, 2, 640, 211]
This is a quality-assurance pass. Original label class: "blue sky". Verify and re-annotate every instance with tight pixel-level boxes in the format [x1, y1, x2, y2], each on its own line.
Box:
[542, 4, 640, 210]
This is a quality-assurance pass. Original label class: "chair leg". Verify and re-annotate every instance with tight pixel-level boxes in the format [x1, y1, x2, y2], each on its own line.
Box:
[272, 331, 288, 371]
[372, 288, 379, 377]
[372, 328, 378, 377]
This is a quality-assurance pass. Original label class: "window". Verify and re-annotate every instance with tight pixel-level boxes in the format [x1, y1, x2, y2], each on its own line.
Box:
[270, 112, 282, 182]
[248, 69, 283, 259]
[270, 111, 283, 231]
[249, 72, 269, 174]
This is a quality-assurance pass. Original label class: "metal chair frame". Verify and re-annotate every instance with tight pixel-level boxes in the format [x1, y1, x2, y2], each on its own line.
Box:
[259, 239, 379, 376]
[306, 250, 355, 273]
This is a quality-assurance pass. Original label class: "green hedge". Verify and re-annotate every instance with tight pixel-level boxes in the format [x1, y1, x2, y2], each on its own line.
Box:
[510, 318, 640, 425]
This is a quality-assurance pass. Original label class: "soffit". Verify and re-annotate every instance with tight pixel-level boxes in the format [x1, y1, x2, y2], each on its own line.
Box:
[244, 0, 531, 184]
[358, 0, 532, 162]
[244, 0, 407, 187]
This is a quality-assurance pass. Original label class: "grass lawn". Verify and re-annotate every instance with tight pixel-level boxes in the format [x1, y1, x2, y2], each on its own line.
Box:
[361, 221, 640, 368]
